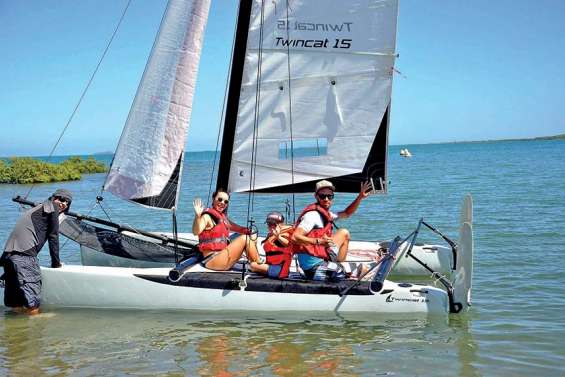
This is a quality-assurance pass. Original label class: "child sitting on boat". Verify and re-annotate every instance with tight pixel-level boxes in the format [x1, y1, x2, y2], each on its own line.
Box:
[192, 189, 260, 270]
[250, 211, 294, 279]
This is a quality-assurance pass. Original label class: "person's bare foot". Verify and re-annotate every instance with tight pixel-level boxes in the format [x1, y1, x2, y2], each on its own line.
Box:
[12, 306, 40, 315]
[355, 263, 375, 280]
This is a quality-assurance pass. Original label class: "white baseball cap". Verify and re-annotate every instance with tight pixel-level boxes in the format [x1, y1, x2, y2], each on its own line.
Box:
[315, 180, 335, 193]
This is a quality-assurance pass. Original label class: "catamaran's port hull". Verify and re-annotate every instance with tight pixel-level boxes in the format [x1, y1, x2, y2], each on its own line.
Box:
[79, 240, 454, 277]
[61, 217, 454, 277]
[0, 265, 449, 314]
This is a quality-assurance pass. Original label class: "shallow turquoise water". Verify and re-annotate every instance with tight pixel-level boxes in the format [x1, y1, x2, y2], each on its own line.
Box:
[1, 140, 564, 376]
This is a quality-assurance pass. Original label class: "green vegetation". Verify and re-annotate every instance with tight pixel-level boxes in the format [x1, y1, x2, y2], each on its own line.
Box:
[0, 156, 107, 184]
[441, 133, 565, 145]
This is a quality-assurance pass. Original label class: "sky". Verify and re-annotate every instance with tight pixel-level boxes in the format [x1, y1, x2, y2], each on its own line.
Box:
[0, 0, 564, 156]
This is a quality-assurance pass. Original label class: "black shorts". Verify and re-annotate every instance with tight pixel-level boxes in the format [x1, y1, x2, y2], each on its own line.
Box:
[2, 253, 42, 308]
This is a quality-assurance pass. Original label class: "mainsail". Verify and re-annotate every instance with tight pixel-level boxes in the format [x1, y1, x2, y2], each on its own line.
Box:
[104, 0, 211, 209]
[218, 0, 398, 193]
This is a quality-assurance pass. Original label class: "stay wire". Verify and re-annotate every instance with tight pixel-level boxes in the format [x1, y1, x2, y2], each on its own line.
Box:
[284, 0, 296, 222]
[97, 200, 114, 223]
[24, 0, 133, 200]
[246, 0, 266, 228]
[58, 198, 103, 253]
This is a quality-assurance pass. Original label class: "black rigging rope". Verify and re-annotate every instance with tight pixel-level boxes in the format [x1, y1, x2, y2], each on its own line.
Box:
[24, 0, 133, 200]
[172, 208, 180, 264]
[96, 196, 114, 222]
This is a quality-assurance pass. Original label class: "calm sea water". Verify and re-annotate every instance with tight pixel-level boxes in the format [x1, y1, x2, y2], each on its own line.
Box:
[1, 140, 564, 376]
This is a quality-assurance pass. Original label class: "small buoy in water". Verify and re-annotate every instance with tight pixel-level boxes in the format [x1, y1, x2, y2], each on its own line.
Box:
[400, 148, 412, 158]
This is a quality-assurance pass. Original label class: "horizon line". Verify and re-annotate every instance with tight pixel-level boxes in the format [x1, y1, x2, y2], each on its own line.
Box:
[1, 133, 563, 159]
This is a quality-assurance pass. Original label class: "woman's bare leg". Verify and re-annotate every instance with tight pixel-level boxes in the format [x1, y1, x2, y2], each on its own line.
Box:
[205, 247, 244, 271]
[228, 234, 259, 263]
[242, 235, 260, 263]
[204, 235, 259, 270]
[249, 261, 269, 274]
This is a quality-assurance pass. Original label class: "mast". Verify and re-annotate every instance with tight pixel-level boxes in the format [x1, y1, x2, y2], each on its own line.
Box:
[216, 0, 253, 191]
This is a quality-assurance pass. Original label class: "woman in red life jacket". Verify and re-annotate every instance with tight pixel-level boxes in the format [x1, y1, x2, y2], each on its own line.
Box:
[192, 189, 259, 270]
[250, 211, 294, 279]
[291, 179, 372, 281]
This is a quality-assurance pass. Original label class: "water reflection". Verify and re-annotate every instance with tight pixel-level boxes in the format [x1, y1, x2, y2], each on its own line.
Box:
[449, 314, 480, 377]
[0, 311, 69, 375]
[0, 309, 481, 376]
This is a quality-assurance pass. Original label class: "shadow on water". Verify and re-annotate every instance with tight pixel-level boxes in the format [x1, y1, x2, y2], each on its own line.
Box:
[0, 308, 481, 376]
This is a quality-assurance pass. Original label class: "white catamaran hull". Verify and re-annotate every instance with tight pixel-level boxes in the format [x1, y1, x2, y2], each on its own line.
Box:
[0, 265, 449, 314]
[1, 196, 473, 315]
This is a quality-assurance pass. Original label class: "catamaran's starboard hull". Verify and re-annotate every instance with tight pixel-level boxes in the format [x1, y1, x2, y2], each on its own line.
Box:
[0, 265, 449, 314]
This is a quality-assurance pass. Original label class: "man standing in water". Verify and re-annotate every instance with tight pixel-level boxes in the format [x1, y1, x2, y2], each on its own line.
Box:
[0, 189, 71, 314]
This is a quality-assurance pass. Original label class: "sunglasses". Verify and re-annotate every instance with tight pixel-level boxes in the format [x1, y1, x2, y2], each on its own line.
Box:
[215, 197, 229, 204]
[317, 193, 334, 200]
[56, 197, 70, 204]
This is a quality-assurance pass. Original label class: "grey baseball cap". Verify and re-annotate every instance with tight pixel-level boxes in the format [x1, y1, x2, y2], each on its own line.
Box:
[52, 188, 73, 204]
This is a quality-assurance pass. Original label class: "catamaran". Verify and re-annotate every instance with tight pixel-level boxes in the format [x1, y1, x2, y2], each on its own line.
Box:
[4, 0, 473, 314]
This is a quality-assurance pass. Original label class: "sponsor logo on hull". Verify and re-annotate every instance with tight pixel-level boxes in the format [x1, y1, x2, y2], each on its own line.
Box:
[386, 294, 430, 304]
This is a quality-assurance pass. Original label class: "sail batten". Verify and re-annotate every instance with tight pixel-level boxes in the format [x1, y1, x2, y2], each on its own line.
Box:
[218, 0, 398, 194]
[104, 0, 211, 209]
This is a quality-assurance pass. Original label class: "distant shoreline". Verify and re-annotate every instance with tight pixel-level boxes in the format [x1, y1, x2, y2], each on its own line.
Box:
[145, 133, 565, 152]
[2, 134, 563, 159]
[435, 133, 565, 146]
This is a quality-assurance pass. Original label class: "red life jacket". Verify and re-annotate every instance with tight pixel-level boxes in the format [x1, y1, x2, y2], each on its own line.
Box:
[198, 208, 230, 252]
[292, 203, 334, 260]
[263, 227, 294, 279]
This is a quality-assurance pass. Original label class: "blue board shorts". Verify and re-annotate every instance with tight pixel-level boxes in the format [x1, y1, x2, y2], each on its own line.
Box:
[303, 260, 363, 282]
[304, 261, 347, 281]
[267, 264, 283, 279]
[2, 253, 42, 308]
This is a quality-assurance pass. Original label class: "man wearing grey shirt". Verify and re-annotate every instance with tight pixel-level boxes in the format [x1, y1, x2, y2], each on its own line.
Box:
[1, 189, 72, 314]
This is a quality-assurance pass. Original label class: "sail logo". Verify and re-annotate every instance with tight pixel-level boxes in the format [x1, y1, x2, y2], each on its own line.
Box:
[277, 20, 353, 33]
[273, 19, 354, 50]
[274, 37, 351, 50]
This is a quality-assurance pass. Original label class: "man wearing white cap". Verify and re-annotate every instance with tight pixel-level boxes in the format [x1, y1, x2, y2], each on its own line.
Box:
[0, 189, 71, 314]
[291, 180, 371, 281]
